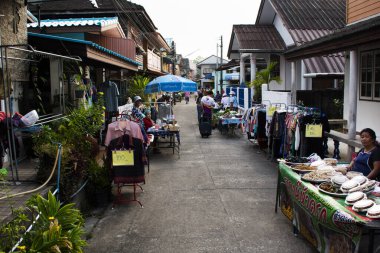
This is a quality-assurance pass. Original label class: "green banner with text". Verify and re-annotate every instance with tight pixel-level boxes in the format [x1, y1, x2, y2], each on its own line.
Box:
[278, 163, 363, 253]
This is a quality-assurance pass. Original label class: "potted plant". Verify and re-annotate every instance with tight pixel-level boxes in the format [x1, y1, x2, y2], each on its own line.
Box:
[86, 160, 111, 207]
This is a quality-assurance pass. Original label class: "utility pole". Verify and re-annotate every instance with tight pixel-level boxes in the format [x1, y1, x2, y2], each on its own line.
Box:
[220, 35, 223, 93]
[171, 41, 176, 75]
[171, 41, 176, 105]
[216, 43, 219, 93]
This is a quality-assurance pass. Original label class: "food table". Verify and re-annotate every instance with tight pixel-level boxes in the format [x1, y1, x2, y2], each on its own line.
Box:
[146, 127, 180, 157]
[276, 162, 380, 253]
[218, 117, 243, 135]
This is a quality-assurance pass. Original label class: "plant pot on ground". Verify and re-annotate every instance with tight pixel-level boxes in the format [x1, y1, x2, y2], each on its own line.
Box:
[86, 160, 112, 207]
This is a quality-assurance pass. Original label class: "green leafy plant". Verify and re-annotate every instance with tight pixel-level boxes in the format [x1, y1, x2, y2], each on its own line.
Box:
[0, 192, 86, 253]
[248, 62, 282, 103]
[0, 207, 29, 252]
[87, 160, 110, 190]
[33, 95, 105, 202]
[129, 74, 150, 101]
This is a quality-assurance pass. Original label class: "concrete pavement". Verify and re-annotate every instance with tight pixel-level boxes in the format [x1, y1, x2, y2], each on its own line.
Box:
[85, 99, 315, 253]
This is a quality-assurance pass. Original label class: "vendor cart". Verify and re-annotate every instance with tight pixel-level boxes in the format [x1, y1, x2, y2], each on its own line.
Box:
[218, 117, 243, 135]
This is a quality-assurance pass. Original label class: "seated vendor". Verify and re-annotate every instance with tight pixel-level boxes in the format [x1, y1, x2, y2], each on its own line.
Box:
[347, 128, 380, 180]
[143, 111, 155, 131]
[229, 91, 238, 111]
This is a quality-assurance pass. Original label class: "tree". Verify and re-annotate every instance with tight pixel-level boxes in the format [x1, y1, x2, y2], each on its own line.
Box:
[248, 62, 282, 103]
[129, 74, 150, 101]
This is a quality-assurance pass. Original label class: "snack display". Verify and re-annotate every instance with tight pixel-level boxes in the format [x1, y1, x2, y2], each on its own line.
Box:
[319, 182, 335, 193]
[324, 158, 338, 166]
[302, 170, 338, 183]
[351, 175, 368, 185]
[340, 180, 360, 193]
[366, 205, 380, 218]
[352, 199, 375, 213]
[348, 180, 376, 193]
[346, 171, 364, 179]
[291, 164, 316, 173]
[345, 192, 367, 205]
[331, 175, 349, 186]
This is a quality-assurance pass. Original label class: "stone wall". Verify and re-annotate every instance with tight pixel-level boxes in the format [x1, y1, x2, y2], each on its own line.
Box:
[0, 0, 29, 83]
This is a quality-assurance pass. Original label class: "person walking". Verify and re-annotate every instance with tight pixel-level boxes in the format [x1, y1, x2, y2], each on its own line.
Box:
[201, 90, 216, 120]
[184, 91, 190, 104]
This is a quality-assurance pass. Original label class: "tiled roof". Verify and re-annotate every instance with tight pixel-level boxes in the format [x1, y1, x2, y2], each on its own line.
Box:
[233, 25, 286, 51]
[28, 32, 142, 66]
[27, 17, 118, 28]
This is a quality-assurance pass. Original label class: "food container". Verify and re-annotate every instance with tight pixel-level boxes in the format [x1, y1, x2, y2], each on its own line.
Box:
[324, 158, 338, 166]
[20, 110, 39, 126]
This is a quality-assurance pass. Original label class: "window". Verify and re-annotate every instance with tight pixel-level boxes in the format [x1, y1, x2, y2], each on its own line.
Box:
[360, 50, 380, 101]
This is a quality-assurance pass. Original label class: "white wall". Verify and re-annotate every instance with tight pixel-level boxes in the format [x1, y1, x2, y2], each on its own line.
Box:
[273, 15, 295, 47]
[270, 57, 296, 91]
[262, 84, 291, 105]
[357, 100, 380, 140]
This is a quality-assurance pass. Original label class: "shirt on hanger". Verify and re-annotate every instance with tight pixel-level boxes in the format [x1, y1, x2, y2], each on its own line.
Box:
[105, 120, 144, 146]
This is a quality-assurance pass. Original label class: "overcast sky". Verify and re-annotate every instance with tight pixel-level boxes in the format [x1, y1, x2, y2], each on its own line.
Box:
[131, 0, 261, 61]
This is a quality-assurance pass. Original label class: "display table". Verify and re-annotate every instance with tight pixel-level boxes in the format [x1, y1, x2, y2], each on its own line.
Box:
[276, 162, 380, 253]
[146, 128, 180, 157]
[218, 117, 242, 135]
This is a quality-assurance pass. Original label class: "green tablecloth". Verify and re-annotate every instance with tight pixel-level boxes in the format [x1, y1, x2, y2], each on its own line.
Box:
[278, 163, 379, 253]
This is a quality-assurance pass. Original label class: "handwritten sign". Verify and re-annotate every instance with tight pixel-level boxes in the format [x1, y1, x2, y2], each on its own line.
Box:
[268, 106, 276, 117]
[305, 124, 323, 138]
[112, 150, 134, 166]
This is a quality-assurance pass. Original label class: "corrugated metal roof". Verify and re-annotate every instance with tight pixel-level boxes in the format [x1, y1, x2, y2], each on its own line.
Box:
[28, 32, 142, 66]
[304, 53, 344, 73]
[270, 0, 346, 30]
[267, 0, 346, 73]
[27, 17, 118, 28]
[234, 25, 286, 51]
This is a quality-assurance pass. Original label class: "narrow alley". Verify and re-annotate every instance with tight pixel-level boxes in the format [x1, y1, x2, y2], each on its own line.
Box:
[86, 99, 314, 253]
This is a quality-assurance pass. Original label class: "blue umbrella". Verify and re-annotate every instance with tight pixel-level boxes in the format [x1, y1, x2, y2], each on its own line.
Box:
[144, 74, 197, 94]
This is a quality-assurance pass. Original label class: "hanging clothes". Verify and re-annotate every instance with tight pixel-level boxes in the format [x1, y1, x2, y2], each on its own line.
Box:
[100, 81, 119, 112]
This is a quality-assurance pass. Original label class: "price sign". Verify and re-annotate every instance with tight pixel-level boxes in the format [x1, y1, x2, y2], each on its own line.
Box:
[112, 150, 134, 166]
[268, 106, 276, 116]
[305, 124, 322, 138]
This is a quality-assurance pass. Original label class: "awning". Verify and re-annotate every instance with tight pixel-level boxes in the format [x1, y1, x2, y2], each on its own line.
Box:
[28, 32, 141, 70]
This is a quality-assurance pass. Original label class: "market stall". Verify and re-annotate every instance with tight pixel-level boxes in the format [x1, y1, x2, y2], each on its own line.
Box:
[214, 109, 243, 135]
[147, 125, 180, 157]
[276, 162, 380, 253]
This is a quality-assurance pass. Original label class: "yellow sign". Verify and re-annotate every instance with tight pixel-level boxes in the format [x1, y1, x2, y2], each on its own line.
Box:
[112, 150, 134, 166]
[305, 124, 323, 138]
[268, 106, 276, 116]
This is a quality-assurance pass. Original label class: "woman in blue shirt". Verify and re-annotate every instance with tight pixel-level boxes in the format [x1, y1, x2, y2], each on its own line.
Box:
[347, 128, 380, 180]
